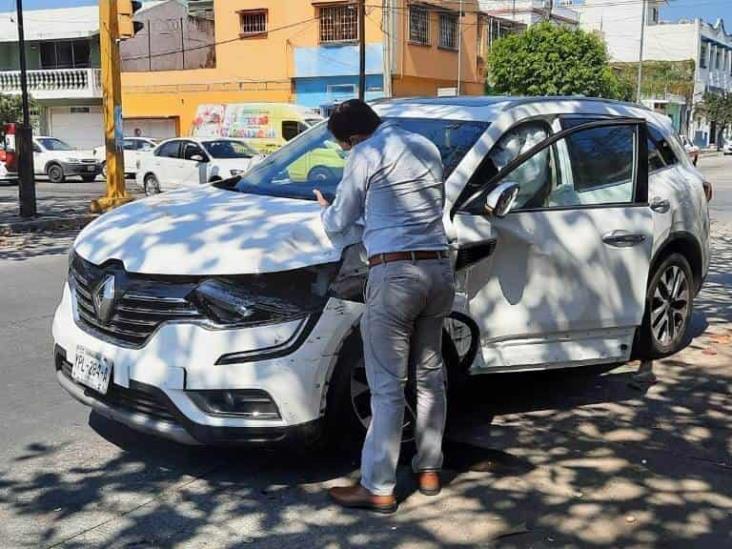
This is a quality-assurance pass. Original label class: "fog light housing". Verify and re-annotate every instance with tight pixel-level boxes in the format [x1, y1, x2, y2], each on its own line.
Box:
[188, 389, 281, 419]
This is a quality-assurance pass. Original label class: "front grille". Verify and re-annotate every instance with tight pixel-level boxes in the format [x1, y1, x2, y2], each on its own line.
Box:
[70, 254, 204, 348]
[59, 358, 177, 423]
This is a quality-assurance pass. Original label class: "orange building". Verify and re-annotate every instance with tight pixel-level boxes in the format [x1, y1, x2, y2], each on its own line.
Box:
[121, 0, 496, 137]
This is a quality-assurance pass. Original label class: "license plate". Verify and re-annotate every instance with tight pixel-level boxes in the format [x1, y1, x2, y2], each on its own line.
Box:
[72, 346, 113, 394]
[86, 165, 96, 172]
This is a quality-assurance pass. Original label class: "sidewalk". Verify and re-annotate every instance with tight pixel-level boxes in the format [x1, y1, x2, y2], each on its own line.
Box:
[0, 192, 97, 236]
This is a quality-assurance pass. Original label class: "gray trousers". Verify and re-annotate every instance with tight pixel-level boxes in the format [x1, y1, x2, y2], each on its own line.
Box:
[359, 257, 455, 496]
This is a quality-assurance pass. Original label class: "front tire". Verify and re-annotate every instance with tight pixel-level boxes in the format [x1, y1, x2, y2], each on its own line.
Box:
[144, 174, 161, 196]
[47, 164, 65, 184]
[636, 253, 694, 358]
[323, 318, 471, 450]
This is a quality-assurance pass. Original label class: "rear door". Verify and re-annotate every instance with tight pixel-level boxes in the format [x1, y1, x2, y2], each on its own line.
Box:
[152, 140, 182, 190]
[452, 118, 653, 372]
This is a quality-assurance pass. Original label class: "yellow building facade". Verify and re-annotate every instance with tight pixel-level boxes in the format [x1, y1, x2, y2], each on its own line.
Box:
[121, 0, 486, 137]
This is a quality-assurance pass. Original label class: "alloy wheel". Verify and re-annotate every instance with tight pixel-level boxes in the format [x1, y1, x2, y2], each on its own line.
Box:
[144, 176, 161, 196]
[650, 265, 690, 347]
[350, 357, 417, 444]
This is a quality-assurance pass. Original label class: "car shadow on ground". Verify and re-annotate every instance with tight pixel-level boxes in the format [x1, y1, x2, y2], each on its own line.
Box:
[1, 348, 730, 547]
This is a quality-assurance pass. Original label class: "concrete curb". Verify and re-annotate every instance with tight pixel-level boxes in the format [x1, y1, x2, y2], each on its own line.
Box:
[0, 213, 97, 236]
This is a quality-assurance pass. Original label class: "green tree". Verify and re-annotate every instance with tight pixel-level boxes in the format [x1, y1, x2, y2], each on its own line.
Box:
[694, 92, 732, 149]
[486, 23, 625, 99]
[0, 93, 36, 128]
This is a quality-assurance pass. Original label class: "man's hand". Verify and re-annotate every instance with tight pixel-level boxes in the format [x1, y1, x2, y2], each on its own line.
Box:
[313, 189, 330, 208]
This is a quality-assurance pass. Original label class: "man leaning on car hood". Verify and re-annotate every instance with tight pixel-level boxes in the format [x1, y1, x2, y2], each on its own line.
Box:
[313, 99, 456, 514]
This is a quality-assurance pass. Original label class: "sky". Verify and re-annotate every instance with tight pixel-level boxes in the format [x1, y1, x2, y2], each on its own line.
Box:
[0, 0, 730, 27]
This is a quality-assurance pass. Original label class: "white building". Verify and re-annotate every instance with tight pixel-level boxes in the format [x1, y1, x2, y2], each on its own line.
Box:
[574, 0, 732, 146]
[478, 1, 579, 27]
[0, 6, 103, 148]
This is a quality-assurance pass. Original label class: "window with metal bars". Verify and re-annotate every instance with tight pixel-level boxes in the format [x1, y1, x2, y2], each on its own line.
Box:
[409, 6, 430, 45]
[319, 4, 358, 43]
[439, 13, 458, 50]
[240, 10, 267, 36]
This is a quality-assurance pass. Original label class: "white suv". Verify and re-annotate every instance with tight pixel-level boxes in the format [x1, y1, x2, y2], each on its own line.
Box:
[53, 97, 711, 446]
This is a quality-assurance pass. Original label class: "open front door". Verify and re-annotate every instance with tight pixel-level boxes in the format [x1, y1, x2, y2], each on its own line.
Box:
[451, 118, 653, 373]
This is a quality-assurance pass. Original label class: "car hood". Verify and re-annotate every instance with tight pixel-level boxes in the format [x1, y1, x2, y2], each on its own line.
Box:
[74, 186, 355, 275]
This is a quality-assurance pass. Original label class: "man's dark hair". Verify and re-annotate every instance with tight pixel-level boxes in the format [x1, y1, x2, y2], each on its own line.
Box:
[327, 99, 382, 142]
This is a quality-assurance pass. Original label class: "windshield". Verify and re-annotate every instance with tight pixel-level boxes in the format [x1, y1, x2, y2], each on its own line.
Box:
[38, 138, 74, 151]
[234, 118, 489, 201]
[203, 140, 256, 159]
[305, 118, 323, 127]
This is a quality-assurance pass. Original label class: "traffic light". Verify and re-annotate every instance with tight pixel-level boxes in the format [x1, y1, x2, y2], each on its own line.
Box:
[118, 0, 143, 40]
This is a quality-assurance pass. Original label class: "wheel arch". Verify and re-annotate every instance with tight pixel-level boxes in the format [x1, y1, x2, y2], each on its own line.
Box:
[45, 160, 62, 173]
[651, 232, 704, 294]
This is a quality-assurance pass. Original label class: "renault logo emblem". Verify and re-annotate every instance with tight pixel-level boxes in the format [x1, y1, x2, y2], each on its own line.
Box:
[93, 274, 117, 324]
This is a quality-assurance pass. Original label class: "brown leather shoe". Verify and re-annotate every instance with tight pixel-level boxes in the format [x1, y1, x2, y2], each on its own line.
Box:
[416, 471, 441, 496]
[328, 484, 397, 514]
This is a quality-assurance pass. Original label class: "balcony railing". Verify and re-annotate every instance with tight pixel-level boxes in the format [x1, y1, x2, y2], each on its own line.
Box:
[0, 68, 102, 100]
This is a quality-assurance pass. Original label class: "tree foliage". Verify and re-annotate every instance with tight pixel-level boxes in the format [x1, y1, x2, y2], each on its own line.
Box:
[613, 60, 696, 103]
[694, 91, 732, 146]
[486, 23, 625, 99]
[0, 93, 37, 128]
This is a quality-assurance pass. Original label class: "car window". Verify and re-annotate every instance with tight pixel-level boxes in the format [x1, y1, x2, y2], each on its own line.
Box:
[156, 141, 180, 158]
[203, 140, 255, 159]
[548, 124, 636, 207]
[234, 117, 489, 202]
[183, 142, 207, 161]
[462, 122, 638, 212]
[649, 126, 678, 167]
[32, 142, 42, 153]
[282, 120, 308, 142]
[122, 139, 137, 151]
[140, 140, 156, 151]
[37, 138, 74, 151]
[489, 121, 557, 210]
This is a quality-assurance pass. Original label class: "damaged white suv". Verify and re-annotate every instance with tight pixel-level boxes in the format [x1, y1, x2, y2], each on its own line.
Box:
[53, 97, 711, 445]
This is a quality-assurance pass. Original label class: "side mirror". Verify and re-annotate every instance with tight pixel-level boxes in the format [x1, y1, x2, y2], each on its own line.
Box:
[190, 154, 206, 163]
[485, 181, 520, 218]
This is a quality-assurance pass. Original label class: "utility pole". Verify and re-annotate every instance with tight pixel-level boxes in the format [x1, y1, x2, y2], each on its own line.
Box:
[358, 0, 366, 100]
[637, 0, 647, 103]
[15, 0, 36, 218]
[456, 0, 464, 95]
[547, 0, 554, 22]
[382, 0, 392, 97]
[512, 0, 516, 19]
[91, 0, 134, 213]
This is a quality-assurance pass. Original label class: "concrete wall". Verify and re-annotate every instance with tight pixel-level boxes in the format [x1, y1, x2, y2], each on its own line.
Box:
[576, 0, 666, 62]
[121, 0, 215, 72]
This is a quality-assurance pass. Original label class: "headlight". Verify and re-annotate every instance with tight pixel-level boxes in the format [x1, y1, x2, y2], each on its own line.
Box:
[189, 264, 339, 327]
[65, 157, 79, 163]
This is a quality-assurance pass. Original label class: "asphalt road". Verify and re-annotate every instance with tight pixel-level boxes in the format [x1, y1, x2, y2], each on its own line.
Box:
[0, 158, 730, 547]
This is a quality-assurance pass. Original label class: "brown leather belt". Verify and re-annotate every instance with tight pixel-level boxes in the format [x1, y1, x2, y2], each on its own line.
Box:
[368, 250, 448, 267]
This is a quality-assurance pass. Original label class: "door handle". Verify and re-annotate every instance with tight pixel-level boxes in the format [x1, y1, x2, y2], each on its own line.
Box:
[650, 198, 671, 213]
[602, 231, 647, 248]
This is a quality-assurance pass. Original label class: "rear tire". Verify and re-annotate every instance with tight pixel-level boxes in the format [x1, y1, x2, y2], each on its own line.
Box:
[636, 253, 694, 358]
[47, 164, 65, 184]
[144, 174, 161, 196]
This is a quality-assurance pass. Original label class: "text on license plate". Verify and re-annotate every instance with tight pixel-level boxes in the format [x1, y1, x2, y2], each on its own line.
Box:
[72, 346, 113, 394]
